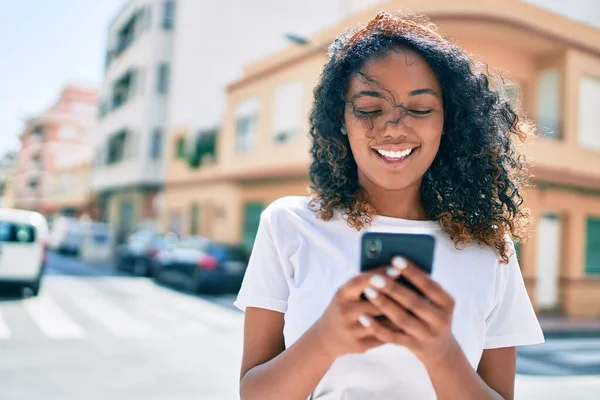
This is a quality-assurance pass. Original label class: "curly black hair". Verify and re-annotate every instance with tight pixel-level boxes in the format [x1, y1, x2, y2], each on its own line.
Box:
[308, 10, 534, 262]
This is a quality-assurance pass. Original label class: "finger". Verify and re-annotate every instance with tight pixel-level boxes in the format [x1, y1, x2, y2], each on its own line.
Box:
[345, 300, 383, 319]
[391, 256, 454, 311]
[375, 273, 449, 332]
[359, 315, 412, 347]
[363, 283, 432, 339]
[337, 267, 389, 301]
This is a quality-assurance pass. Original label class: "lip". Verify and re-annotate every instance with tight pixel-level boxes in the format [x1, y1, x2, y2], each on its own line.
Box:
[372, 146, 418, 167]
[371, 145, 419, 152]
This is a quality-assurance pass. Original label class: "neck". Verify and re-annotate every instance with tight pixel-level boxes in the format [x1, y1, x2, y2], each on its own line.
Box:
[360, 177, 429, 221]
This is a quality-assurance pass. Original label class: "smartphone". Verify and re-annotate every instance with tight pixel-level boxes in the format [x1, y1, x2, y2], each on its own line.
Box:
[360, 232, 436, 296]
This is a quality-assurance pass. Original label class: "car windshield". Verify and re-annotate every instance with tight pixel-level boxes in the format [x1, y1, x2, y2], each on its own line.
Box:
[206, 244, 247, 260]
[175, 237, 211, 250]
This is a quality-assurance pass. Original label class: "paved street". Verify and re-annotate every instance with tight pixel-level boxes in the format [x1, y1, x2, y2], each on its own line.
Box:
[0, 253, 599, 399]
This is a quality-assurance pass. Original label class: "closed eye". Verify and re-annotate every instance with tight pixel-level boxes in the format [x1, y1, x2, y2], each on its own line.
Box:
[355, 109, 382, 117]
[409, 109, 433, 116]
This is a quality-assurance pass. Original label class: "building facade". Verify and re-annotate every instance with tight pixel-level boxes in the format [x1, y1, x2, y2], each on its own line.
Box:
[162, 0, 380, 236]
[91, 0, 177, 243]
[0, 153, 16, 208]
[13, 86, 98, 218]
[162, 0, 600, 317]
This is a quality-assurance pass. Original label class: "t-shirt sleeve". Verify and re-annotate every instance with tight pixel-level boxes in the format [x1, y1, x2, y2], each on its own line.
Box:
[483, 238, 545, 349]
[234, 209, 290, 313]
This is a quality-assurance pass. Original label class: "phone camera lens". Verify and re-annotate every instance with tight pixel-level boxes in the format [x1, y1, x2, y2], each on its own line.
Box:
[365, 238, 382, 259]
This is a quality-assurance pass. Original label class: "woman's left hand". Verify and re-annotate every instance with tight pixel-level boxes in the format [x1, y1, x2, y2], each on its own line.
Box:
[359, 256, 460, 367]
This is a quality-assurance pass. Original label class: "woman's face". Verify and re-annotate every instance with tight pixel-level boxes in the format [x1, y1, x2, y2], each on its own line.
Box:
[344, 48, 444, 192]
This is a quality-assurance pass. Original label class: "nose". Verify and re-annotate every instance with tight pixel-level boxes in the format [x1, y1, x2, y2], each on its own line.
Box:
[381, 104, 411, 138]
[382, 117, 411, 140]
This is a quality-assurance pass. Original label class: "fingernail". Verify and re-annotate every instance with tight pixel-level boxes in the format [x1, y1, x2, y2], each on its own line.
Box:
[358, 315, 371, 327]
[386, 266, 401, 278]
[392, 256, 408, 270]
[369, 274, 386, 289]
[364, 287, 379, 299]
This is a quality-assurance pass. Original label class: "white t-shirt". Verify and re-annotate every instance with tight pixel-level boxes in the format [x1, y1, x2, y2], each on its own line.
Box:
[235, 196, 544, 399]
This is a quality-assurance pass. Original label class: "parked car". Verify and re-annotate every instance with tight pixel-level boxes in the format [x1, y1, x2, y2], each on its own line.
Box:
[48, 216, 83, 255]
[115, 230, 178, 277]
[153, 236, 248, 294]
[0, 208, 49, 296]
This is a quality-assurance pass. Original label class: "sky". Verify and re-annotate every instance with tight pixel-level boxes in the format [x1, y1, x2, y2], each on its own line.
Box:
[0, 0, 124, 157]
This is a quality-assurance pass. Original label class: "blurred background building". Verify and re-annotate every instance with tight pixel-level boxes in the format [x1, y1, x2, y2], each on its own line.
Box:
[90, 0, 389, 242]
[12, 86, 97, 219]
[91, 0, 175, 244]
[160, 0, 600, 317]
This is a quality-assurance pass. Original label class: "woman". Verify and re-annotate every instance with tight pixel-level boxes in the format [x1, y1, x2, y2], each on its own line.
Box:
[234, 10, 544, 400]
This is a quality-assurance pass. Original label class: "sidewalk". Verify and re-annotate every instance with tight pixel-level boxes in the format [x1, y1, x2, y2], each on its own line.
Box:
[538, 314, 600, 335]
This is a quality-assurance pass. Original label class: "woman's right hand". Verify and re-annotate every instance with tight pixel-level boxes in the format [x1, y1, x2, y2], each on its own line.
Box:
[314, 269, 387, 359]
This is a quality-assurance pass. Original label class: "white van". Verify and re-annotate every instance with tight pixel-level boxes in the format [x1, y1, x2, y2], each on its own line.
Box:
[0, 208, 49, 296]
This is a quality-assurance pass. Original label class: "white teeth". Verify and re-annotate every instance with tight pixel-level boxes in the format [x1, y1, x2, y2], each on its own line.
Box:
[376, 148, 414, 159]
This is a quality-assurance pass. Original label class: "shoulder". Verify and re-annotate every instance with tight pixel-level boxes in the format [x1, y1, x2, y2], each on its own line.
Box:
[262, 196, 316, 224]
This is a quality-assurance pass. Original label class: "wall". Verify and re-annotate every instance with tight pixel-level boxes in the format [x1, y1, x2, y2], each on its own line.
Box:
[167, 0, 348, 134]
[522, 186, 600, 315]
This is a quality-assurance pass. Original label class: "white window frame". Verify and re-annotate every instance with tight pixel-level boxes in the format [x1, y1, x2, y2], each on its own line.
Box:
[235, 98, 259, 153]
[535, 68, 561, 139]
[578, 75, 600, 151]
[272, 80, 303, 144]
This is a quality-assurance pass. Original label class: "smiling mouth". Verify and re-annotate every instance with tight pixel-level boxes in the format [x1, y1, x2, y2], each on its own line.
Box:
[372, 147, 418, 165]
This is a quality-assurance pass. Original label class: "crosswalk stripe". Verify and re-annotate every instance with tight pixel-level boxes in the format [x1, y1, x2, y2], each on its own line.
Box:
[22, 294, 85, 339]
[0, 309, 11, 339]
[75, 297, 153, 338]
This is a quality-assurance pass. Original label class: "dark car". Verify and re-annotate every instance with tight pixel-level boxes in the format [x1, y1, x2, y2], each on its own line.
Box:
[153, 236, 248, 294]
[115, 230, 178, 277]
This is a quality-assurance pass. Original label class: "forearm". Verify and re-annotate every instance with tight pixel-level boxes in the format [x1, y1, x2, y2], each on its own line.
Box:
[425, 343, 505, 400]
[240, 322, 335, 400]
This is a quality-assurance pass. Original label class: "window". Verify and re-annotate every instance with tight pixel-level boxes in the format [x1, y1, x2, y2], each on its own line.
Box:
[175, 137, 186, 159]
[535, 69, 561, 139]
[585, 217, 600, 275]
[242, 201, 265, 252]
[31, 153, 42, 168]
[157, 63, 170, 94]
[0, 222, 36, 243]
[162, 1, 175, 30]
[28, 178, 39, 190]
[235, 99, 258, 152]
[272, 81, 303, 143]
[190, 203, 200, 236]
[32, 125, 44, 139]
[150, 128, 163, 160]
[107, 130, 128, 165]
[115, 15, 137, 55]
[498, 81, 521, 110]
[145, 5, 152, 30]
[112, 70, 136, 109]
[578, 75, 600, 151]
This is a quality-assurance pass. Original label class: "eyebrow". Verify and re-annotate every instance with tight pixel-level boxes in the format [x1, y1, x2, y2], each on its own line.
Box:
[350, 90, 385, 100]
[410, 88, 439, 97]
[350, 88, 440, 101]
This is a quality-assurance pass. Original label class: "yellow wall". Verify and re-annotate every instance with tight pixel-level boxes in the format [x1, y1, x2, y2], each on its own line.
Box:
[161, 0, 600, 316]
[521, 186, 600, 316]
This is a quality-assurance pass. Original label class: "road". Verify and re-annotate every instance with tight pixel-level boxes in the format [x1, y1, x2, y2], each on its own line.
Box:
[0, 253, 599, 399]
